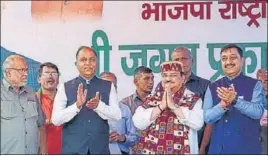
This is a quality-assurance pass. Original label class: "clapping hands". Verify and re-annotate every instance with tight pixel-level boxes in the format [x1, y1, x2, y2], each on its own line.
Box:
[76, 83, 100, 109]
[216, 84, 237, 108]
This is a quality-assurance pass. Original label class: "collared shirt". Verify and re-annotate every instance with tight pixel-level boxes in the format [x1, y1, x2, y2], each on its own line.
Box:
[108, 115, 121, 155]
[51, 76, 121, 126]
[132, 88, 204, 154]
[108, 103, 140, 154]
[116, 103, 139, 153]
[1, 79, 45, 154]
[116, 92, 144, 154]
[203, 81, 266, 124]
[120, 92, 144, 115]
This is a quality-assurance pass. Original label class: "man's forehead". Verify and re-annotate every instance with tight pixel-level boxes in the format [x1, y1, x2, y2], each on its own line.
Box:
[10, 57, 27, 67]
[221, 48, 240, 56]
[172, 50, 190, 57]
[42, 66, 57, 71]
[161, 71, 179, 75]
[140, 72, 153, 77]
[77, 48, 96, 58]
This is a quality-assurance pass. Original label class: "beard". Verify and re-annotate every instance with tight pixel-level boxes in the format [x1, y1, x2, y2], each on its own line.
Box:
[11, 81, 27, 89]
[9, 78, 27, 88]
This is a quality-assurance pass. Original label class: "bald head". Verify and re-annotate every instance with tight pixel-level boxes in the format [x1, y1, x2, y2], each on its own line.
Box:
[2, 55, 28, 88]
[2, 55, 27, 72]
[172, 47, 192, 59]
[171, 47, 193, 76]
[100, 72, 117, 89]
[76, 46, 97, 60]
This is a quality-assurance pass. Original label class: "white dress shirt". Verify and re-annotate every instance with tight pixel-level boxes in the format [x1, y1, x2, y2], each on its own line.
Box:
[51, 82, 121, 126]
[132, 88, 203, 154]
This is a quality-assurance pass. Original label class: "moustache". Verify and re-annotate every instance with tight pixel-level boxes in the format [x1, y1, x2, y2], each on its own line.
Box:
[46, 79, 55, 83]
[225, 64, 235, 68]
[164, 81, 174, 84]
[164, 81, 173, 84]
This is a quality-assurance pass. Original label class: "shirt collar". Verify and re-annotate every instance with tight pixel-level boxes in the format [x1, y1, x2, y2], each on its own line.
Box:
[2, 78, 27, 94]
[186, 73, 198, 83]
[78, 75, 93, 84]
[226, 72, 243, 81]
[132, 91, 143, 102]
[2, 78, 12, 91]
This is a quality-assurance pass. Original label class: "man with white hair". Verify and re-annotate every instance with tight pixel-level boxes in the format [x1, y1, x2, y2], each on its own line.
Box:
[1, 55, 46, 154]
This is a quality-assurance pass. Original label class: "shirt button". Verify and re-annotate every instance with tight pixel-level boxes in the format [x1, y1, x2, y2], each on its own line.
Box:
[24, 119, 27, 121]
[88, 133, 91, 136]
[25, 146, 27, 148]
[225, 120, 228, 123]
[88, 120, 91, 123]
[25, 132, 27, 134]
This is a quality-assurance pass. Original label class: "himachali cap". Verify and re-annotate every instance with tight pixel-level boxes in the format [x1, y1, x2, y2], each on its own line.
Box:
[257, 68, 268, 81]
[160, 61, 183, 73]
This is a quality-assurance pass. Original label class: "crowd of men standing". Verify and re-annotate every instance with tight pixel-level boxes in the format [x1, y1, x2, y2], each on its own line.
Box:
[1, 44, 267, 154]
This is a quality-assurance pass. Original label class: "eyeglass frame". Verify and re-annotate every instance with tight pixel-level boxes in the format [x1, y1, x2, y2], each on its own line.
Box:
[6, 68, 28, 74]
[41, 72, 60, 77]
[174, 57, 192, 62]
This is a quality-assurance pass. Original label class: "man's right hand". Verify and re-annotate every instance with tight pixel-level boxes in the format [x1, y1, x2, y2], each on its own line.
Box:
[160, 89, 168, 111]
[76, 83, 87, 109]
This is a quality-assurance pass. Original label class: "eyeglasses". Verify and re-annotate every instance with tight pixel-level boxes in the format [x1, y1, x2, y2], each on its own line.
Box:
[41, 72, 60, 77]
[7, 68, 28, 73]
[175, 57, 191, 62]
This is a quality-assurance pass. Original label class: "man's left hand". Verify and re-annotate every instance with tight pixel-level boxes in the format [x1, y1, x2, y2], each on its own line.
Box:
[109, 131, 126, 143]
[217, 84, 237, 104]
[86, 92, 100, 109]
[164, 83, 175, 109]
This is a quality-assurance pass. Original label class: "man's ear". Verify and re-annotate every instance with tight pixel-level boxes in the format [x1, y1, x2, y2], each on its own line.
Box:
[37, 76, 41, 84]
[241, 57, 245, 64]
[133, 78, 138, 86]
[182, 74, 186, 83]
[4, 70, 10, 78]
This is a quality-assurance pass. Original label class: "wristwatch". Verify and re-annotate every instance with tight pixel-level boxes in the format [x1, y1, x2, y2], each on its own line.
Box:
[171, 104, 179, 112]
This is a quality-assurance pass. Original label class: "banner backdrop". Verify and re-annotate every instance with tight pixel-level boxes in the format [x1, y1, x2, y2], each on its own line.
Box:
[1, 1, 267, 100]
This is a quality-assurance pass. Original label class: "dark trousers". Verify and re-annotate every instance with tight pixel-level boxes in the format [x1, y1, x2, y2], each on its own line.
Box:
[121, 151, 129, 155]
[261, 126, 268, 155]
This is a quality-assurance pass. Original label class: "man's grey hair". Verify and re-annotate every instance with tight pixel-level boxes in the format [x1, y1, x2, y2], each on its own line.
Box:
[99, 72, 117, 84]
[172, 47, 193, 58]
[134, 66, 153, 79]
[99, 71, 118, 90]
[2, 55, 25, 78]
